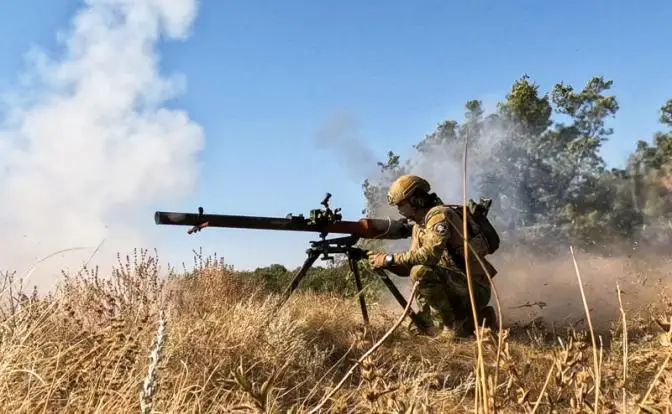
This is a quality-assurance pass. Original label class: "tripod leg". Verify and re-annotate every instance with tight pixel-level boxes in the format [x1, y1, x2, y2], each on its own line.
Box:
[349, 256, 369, 325]
[373, 269, 432, 332]
[280, 250, 319, 305]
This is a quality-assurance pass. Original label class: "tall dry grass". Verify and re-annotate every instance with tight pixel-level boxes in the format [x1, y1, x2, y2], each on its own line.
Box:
[1, 248, 672, 412]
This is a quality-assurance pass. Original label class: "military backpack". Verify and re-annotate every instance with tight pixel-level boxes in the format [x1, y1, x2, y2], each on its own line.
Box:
[446, 197, 500, 256]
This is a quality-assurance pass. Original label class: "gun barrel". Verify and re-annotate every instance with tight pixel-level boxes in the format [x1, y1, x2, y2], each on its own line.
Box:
[154, 211, 410, 240]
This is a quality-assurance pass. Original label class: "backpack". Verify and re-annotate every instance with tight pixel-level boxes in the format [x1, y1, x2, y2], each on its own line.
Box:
[447, 197, 500, 255]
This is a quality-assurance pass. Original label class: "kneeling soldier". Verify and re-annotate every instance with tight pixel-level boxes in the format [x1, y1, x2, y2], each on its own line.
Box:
[367, 175, 498, 337]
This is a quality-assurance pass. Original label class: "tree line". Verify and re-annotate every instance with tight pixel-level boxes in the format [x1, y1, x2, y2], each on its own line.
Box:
[362, 75, 672, 255]
[241, 75, 671, 297]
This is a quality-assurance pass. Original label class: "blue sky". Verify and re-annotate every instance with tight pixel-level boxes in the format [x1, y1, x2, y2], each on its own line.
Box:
[1, 0, 671, 273]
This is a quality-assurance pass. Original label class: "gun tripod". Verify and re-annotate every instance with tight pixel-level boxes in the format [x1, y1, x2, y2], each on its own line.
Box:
[279, 235, 431, 332]
[156, 193, 430, 330]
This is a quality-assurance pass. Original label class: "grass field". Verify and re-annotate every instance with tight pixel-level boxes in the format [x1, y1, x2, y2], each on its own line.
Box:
[0, 248, 671, 413]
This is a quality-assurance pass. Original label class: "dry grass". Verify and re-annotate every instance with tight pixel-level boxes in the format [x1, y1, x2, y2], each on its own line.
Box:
[1, 248, 672, 413]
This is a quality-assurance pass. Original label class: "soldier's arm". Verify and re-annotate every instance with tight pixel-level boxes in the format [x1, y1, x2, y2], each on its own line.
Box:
[391, 210, 451, 267]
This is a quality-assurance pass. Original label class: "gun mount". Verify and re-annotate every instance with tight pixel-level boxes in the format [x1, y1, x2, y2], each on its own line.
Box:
[154, 193, 431, 332]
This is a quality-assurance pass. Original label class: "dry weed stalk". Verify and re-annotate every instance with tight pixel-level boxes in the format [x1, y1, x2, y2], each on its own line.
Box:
[436, 140, 504, 412]
[637, 353, 670, 413]
[570, 246, 601, 413]
[462, 140, 489, 414]
[530, 360, 555, 414]
[140, 309, 167, 414]
[616, 281, 628, 412]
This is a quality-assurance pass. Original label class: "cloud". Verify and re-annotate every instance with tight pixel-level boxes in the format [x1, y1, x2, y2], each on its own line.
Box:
[0, 0, 204, 292]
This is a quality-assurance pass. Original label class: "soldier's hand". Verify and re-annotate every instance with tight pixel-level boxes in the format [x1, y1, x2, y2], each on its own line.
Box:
[367, 251, 386, 269]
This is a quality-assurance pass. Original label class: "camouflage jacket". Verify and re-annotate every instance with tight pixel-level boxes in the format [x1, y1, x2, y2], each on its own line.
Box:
[391, 205, 497, 279]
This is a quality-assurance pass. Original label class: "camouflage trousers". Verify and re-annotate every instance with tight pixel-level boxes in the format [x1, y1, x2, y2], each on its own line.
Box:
[409, 265, 493, 336]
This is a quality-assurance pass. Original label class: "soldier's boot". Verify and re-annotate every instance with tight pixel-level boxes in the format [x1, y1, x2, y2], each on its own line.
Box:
[415, 306, 456, 340]
[408, 306, 437, 336]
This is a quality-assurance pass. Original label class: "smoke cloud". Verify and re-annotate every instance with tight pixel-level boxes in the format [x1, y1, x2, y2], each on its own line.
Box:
[0, 0, 204, 293]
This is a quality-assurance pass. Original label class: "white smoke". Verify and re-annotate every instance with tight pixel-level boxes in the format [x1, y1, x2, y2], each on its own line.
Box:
[363, 116, 511, 254]
[0, 0, 204, 293]
[408, 128, 505, 203]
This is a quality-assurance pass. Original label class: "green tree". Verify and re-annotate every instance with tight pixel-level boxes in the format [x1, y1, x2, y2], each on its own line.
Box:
[623, 99, 672, 222]
[361, 151, 406, 217]
[361, 74, 630, 251]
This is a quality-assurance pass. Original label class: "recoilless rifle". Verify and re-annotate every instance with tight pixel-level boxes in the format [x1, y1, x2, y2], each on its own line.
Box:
[154, 193, 432, 331]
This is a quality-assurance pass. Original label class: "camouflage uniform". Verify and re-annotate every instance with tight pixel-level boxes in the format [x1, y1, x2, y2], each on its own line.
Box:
[388, 204, 497, 335]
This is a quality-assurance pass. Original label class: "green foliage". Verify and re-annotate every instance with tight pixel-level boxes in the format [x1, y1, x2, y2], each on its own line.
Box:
[361, 74, 672, 254]
[660, 99, 672, 126]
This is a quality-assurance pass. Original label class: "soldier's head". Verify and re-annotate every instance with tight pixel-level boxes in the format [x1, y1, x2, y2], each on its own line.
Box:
[387, 175, 440, 221]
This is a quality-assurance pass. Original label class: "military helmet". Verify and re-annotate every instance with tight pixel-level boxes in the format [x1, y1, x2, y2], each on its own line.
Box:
[387, 175, 431, 205]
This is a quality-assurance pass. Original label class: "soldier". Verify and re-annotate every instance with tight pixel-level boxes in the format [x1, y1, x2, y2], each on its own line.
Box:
[367, 174, 498, 337]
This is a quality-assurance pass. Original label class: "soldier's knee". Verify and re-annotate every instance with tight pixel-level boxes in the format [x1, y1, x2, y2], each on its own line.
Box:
[410, 265, 433, 282]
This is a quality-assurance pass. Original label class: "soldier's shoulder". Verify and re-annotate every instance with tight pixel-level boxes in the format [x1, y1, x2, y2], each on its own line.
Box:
[424, 204, 454, 221]
[423, 206, 452, 237]
[425, 204, 464, 230]
[421, 205, 451, 231]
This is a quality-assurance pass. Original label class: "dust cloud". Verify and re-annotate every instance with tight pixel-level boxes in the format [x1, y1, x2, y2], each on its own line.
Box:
[491, 248, 671, 332]
[0, 0, 204, 294]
